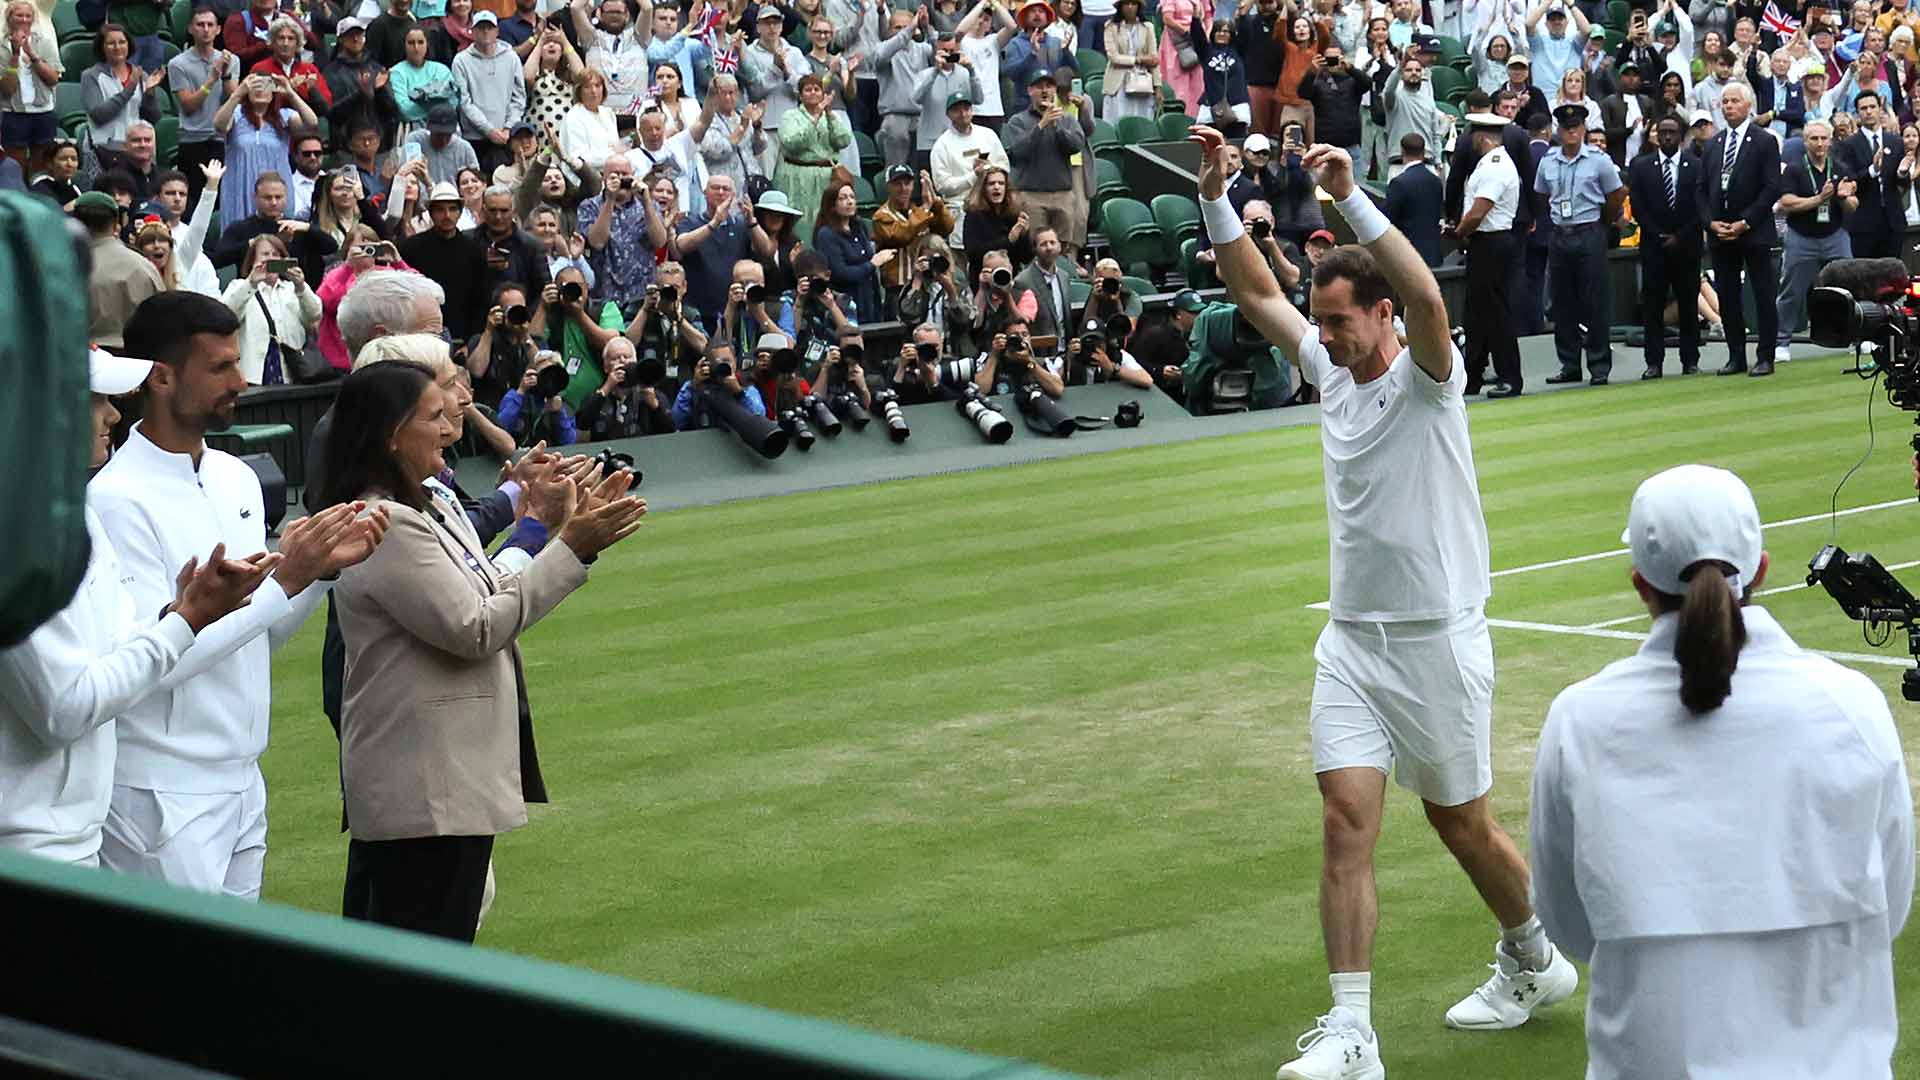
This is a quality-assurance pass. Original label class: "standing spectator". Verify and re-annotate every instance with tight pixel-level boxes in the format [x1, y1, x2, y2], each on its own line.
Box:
[1378, 53, 1448, 173]
[672, 171, 775, 329]
[576, 154, 663, 309]
[954, 0, 1017, 131]
[210, 170, 335, 271]
[425, 0, 474, 66]
[1274, 5, 1328, 139]
[222, 233, 322, 385]
[151, 160, 223, 296]
[1190, 16, 1250, 135]
[169, 8, 237, 208]
[94, 293, 387, 901]
[308, 167, 387, 273]
[521, 27, 579, 146]
[1552, 66, 1600, 130]
[285, 128, 325, 220]
[961, 162, 1032, 266]
[573, 0, 650, 114]
[249, 16, 331, 116]
[1012, 223, 1080, 339]
[814, 174, 893, 319]
[929, 92, 1008, 219]
[473, 181, 549, 298]
[401, 102, 480, 183]
[115, 119, 160, 203]
[1627, 115, 1703, 376]
[1003, 19, 1076, 117]
[652, 60, 701, 138]
[499, 0, 546, 54]
[646, 6, 710, 109]
[1158, 0, 1205, 119]
[774, 74, 852, 240]
[1239, 0, 1288, 135]
[1300, 40, 1365, 157]
[77, 191, 161, 348]
[399, 180, 490, 340]
[1773, 119, 1856, 364]
[1753, 49, 1804, 143]
[1700, 83, 1778, 376]
[390, 26, 457, 137]
[81, 23, 163, 176]
[558, 67, 622, 165]
[2, 0, 63, 175]
[1385, 131, 1444, 265]
[874, 6, 934, 171]
[691, 74, 769, 197]
[1468, 26, 1520, 94]
[1003, 69, 1088, 259]
[1690, 47, 1736, 132]
[1526, 0, 1587, 94]
[745, 5, 811, 126]
[368, 0, 419, 70]
[912, 33, 984, 170]
[323, 18, 395, 151]
[1537, 102, 1621, 384]
[1102, 0, 1158, 121]
[1455, 113, 1523, 396]
[1499, 54, 1550, 122]
[1838, 92, 1903, 259]
[625, 105, 701, 212]
[1599, 60, 1653, 165]
[214, 72, 316, 229]
[452, 11, 525, 174]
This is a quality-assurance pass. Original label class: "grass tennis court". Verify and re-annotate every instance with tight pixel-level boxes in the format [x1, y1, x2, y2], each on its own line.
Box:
[260, 356, 1920, 1077]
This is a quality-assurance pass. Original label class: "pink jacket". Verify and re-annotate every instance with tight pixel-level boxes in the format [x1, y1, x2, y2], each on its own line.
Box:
[317, 259, 418, 371]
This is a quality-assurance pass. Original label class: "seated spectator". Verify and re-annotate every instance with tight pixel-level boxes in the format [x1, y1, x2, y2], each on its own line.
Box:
[1130, 287, 1204, 404]
[784, 249, 855, 358]
[813, 175, 890, 321]
[1068, 315, 1154, 389]
[1180, 295, 1290, 414]
[318, 231, 411, 373]
[872, 164, 955, 313]
[222, 231, 322, 385]
[752, 188, 806, 293]
[81, 23, 164, 177]
[899, 247, 978, 358]
[672, 341, 767, 430]
[474, 182, 550, 299]
[249, 16, 331, 115]
[90, 168, 141, 209]
[77, 191, 161, 348]
[961, 164, 1032, 268]
[972, 314, 1064, 399]
[216, 74, 318, 230]
[115, 120, 161, 204]
[466, 280, 544, 406]
[621, 261, 709, 386]
[575, 153, 666, 311]
[1079, 257, 1143, 325]
[30, 138, 85, 210]
[497, 348, 578, 445]
[576, 337, 676, 440]
[1385, 132, 1443, 266]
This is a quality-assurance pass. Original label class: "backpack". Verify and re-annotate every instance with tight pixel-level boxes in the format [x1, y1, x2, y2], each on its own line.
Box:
[0, 193, 94, 645]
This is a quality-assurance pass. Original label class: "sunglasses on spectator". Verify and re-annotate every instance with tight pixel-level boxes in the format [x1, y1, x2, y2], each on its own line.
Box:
[295, 147, 324, 157]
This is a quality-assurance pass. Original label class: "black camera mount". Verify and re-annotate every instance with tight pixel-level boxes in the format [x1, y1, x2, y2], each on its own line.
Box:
[1808, 545, 1920, 701]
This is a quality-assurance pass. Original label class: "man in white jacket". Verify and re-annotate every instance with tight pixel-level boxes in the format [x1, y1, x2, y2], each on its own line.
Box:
[0, 349, 281, 867]
[930, 92, 1008, 231]
[1532, 464, 1914, 1079]
[91, 293, 389, 899]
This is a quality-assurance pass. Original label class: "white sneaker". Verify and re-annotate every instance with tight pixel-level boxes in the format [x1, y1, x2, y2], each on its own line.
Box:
[1443, 941, 1579, 1030]
[1276, 1006, 1385, 1080]
[1775, 346, 1793, 363]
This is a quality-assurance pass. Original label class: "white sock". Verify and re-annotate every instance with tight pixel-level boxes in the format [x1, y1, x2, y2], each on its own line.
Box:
[1329, 971, 1373, 1037]
[1501, 915, 1550, 970]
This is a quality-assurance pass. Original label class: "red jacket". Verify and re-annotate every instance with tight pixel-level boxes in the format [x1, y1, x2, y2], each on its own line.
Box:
[248, 55, 333, 110]
[222, 10, 321, 70]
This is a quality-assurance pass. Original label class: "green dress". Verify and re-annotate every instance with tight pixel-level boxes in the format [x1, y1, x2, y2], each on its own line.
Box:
[773, 106, 853, 242]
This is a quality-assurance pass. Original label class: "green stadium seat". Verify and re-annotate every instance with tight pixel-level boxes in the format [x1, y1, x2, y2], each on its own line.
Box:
[55, 82, 86, 133]
[1114, 115, 1157, 144]
[1121, 274, 1155, 300]
[1157, 111, 1192, 140]
[851, 173, 878, 210]
[169, 0, 194, 43]
[1603, 27, 1624, 52]
[1091, 118, 1120, 153]
[53, 0, 88, 44]
[1428, 65, 1468, 103]
[854, 130, 880, 178]
[1068, 277, 1091, 313]
[1434, 34, 1468, 70]
[1084, 73, 1103, 117]
[1094, 156, 1128, 202]
[1436, 99, 1464, 120]
[1076, 47, 1105, 79]
[1149, 192, 1199, 265]
[60, 40, 93, 83]
[1606, 0, 1631, 31]
[205, 423, 295, 451]
[1181, 235, 1219, 289]
[155, 115, 178, 167]
[1100, 196, 1168, 277]
[1159, 83, 1179, 113]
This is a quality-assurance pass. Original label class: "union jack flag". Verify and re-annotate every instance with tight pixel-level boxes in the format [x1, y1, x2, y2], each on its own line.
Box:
[1762, 1, 1801, 37]
[711, 45, 740, 74]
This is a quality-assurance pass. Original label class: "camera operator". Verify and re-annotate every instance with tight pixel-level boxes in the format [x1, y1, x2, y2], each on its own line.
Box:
[887, 323, 960, 405]
[973, 315, 1065, 399]
[972, 248, 1040, 340]
[498, 350, 579, 446]
[723, 258, 790, 355]
[576, 337, 676, 440]
[811, 325, 875, 410]
[785, 251, 856, 360]
[671, 341, 767, 430]
[621, 262, 708, 392]
[467, 280, 545, 406]
[899, 248, 978, 356]
[1178, 297, 1291, 414]
[1080, 257, 1144, 325]
[1071, 316, 1154, 389]
[1129, 288, 1207, 405]
[539, 265, 622, 401]
[746, 331, 816, 420]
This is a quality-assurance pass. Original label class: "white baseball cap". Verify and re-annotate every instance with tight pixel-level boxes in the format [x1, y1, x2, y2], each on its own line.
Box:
[88, 346, 153, 396]
[1243, 133, 1272, 153]
[1622, 465, 1763, 596]
[1689, 109, 1712, 127]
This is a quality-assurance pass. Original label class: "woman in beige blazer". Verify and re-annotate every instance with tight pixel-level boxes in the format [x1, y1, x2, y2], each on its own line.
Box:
[320, 361, 646, 942]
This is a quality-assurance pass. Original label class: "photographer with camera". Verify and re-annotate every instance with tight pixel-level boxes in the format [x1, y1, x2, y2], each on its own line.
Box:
[538, 265, 623, 404]
[785, 250, 857, 359]
[1080, 257, 1144, 325]
[900, 247, 980, 356]
[972, 247, 1042, 340]
[576, 154, 668, 313]
[467, 280, 546, 406]
[1201, 198, 1310, 303]
[1072, 315, 1155, 388]
[747, 331, 819, 421]
[887, 323, 960, 404]
[1179, 296, 1291, 414]
[497, 349, 579, 446]
[723, 258, 792, 354]
[973, 314, 1065, 399]
[811, 324, 876, 409]
[672, 341, 768, 430]
[577, 337, 676, 440]
[622, 262, 708, 391]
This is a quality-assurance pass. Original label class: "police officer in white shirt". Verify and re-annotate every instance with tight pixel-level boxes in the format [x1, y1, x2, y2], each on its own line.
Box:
[89, 293, 390, 900]
[1456, 111, 1524, 398]
[1531, 464, 1914, 1079]
[0, 349, 281, 868]
[1192, 127, 1577, 1080]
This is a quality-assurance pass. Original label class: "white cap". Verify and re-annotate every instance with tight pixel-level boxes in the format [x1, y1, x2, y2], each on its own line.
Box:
[1243, 133, 1272, 153]
[88, 347, 153, 396]
[1622, 465, 1763, 597]
[426, 181, 461, 203]
[335, 15, 365, 33]
[754, 331, 792, 351]
[1689, 108, 1712, 126]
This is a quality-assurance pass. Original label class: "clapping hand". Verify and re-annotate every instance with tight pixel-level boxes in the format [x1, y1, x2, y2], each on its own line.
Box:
[274, 502, 391, 594]
[170, 543, 284, 632]
[557, 470, 647, 558]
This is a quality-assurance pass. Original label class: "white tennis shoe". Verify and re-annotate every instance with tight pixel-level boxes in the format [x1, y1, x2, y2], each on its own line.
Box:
[1443, 941, 1579, 1030]
[1275, 1006, 1385, 1080]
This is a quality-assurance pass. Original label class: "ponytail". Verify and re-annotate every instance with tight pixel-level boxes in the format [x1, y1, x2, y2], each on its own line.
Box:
[1671, 562, 1747, 715]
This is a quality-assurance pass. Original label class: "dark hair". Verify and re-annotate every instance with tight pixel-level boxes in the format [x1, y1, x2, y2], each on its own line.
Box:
[1526, 110, 1552, 135]
[1857, 89, 1882, 108]
[792, 248, 827, 278]
[490, 279, 528, 306]
[123, 292, 242, 368]
[93, 169, 138, 198]
[92, 22, 131, 63]
[1660, 562, 1748, 714]
[154, 168, 189, 191]
[1311, 244, 1394, 308]
[1464, 89, 1491, 111]
[190, 5, 220, 22]
[237, 231, 289, 277]
[319, 363, 435, 511]
[1399, 132, 1425, 158]
[816, 173, 857, 232]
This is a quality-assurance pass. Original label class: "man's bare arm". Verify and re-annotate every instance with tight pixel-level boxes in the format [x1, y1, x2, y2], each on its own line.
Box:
[1190, 126, 1311, 366]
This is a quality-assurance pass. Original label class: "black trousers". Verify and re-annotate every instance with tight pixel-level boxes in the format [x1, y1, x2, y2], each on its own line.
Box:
[1849, 227, 1899, 260]
[1709, 236, 1777, 368]
[175, 139, 224, 207]
[348, 834, 494, 943]
[1548, 222, 1611, 378]
[1640, 238, 1701, 372]
[1465, 229, 1523, 390]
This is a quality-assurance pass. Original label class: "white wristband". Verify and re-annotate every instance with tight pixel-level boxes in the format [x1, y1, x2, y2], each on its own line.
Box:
[1200, 193, 1243, 246]
[1334, 188, 1391, 246]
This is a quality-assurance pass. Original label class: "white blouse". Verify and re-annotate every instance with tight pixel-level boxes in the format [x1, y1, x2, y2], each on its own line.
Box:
[221, 277, 322, 385]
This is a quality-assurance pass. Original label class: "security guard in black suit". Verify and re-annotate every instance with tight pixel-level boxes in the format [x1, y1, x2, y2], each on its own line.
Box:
[1697, 82, 1780, 375]
[1627, 114, 1705, 377]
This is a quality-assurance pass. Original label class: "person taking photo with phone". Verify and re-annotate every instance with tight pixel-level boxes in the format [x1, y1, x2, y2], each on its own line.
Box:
[222, 232, 321, 385]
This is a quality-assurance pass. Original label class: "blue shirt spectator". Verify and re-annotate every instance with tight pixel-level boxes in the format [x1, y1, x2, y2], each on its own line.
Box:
[497, 387, 579, 445]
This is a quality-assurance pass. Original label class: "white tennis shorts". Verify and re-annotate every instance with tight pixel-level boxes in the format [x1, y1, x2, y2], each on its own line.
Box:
[1309, 607, 1494, 807]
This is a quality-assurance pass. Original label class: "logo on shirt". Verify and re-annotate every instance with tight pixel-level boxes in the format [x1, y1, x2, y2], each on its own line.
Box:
[239, 508, 252, 519]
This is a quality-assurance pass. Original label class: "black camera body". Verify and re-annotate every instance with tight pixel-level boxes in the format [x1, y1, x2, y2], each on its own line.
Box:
[778, 408, 817, 450]
[591, 447, 642, 487]
[1808, 258, 1920, 410]
[1808, 545, 1920, 701]
[873, 388, 910, 443]
[800, 393, 843, 435]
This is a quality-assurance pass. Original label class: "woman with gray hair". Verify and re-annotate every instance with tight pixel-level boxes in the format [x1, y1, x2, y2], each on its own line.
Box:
[249, 16, 331, 116]
[692, 73, 769, 197]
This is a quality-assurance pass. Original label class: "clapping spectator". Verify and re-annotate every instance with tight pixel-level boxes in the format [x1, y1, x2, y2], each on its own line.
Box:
[774, 74, 853, 239]
[81, 23, 164, 177]
[2, 0, 63, 175]
[690, 74, 769, 196]
[323, 18, 396, 151]
[390, 26, 458, 136]
[961, 163, 1032, 267]
[814, 175, 891, 319]
[929, 92, 1008, 228]
[223, 232, 323, 385]
[873, 164, 955, 307]
[166, 7, 235, 205]
[746, 5, 813, 126]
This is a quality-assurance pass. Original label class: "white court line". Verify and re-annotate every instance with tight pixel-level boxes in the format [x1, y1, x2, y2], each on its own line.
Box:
[1485, 617, 1916, 669]
[1581, 558, 1920, 629]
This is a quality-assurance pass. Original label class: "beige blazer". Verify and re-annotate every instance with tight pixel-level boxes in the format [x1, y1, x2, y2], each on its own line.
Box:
[334, 490, 588, 842]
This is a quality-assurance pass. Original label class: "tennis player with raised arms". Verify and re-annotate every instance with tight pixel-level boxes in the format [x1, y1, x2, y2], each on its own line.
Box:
[1187, 126, 1577, 1080]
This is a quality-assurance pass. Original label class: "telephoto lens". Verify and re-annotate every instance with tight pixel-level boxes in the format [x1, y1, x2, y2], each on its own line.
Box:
[506, 304, 530, 325]
[1250, 219, 1273, 242]
[560, 281, 584, 304]
[535, 364, 569, 398]
[656, 284, 677, 305]
[1017, 384, 1075, 437]
[873, 388, 910, 442]
[830, 389, 872, 429]
[628, 355, 666, 386]
[991, 266, 1012, 288]
[957, 384, 1013, 443]
[801, 393, 843, 435]
[778, 408, 817, 450]
[936, 355, 980, 384]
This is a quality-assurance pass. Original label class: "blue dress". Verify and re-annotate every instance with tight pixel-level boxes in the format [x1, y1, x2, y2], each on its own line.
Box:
[220, 109, 296, 230]
[814, 220, 879, 326]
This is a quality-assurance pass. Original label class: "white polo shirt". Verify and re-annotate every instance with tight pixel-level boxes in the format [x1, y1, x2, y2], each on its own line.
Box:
[1295, 327, 1490, 622]
[90, 424, 330, 795]
[1532, 607, 1913, 1079]
[1463, 145, 1520, 233]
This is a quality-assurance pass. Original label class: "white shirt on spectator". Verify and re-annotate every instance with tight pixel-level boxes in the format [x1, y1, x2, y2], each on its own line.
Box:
[221, 276, 322, 385]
